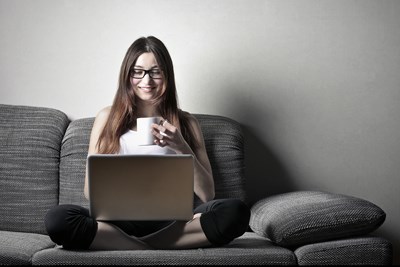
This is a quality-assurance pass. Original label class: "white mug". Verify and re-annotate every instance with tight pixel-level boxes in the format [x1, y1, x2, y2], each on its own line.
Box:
[137, 117, 161, 145]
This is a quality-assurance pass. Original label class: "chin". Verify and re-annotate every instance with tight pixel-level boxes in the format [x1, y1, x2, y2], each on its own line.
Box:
[137, 95, 157, 102]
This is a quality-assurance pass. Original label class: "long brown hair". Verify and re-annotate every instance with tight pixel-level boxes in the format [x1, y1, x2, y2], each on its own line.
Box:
[97, 36, 199, 154]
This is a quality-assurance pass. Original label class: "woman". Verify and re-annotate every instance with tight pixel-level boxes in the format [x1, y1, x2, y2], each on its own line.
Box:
[45, 36, 250, 250]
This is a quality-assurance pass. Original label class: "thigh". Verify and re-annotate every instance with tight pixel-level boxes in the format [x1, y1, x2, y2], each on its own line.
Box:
[110, 220, 174, 237]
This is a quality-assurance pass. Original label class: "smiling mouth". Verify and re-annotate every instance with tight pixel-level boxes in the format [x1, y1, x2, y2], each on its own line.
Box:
[139, 86, 154, 92]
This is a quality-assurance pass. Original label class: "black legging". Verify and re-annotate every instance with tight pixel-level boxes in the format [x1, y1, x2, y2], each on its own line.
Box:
[44, 199, 250, 250]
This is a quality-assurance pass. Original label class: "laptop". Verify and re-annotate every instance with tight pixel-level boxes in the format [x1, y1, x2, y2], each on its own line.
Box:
[87, 154, 194, 221]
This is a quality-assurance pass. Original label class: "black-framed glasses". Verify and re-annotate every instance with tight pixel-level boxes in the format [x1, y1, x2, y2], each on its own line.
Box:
[130, 69, 163, 79]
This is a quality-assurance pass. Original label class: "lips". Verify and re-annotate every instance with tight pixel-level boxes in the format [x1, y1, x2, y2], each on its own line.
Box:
[139, 86, 154, 93]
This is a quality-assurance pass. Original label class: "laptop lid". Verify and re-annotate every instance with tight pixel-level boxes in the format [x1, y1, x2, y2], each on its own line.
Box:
[87, 154, 194, 221]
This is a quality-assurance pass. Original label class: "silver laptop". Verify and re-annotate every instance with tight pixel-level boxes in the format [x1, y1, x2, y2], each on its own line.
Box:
[87, 154, 194, 221]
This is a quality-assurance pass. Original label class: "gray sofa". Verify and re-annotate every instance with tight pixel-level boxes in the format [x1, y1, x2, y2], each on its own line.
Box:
[0, 104, 393, 265]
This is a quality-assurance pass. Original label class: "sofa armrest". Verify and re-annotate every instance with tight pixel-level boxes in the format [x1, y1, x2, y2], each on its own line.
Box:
[249, 191, 386, 247]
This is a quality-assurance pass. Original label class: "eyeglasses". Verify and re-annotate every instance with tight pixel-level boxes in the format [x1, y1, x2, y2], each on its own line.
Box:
[130, 69, 163, 79]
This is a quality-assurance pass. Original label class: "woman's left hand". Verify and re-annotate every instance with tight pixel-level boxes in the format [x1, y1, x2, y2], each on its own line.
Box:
[151, 118, 191, 154]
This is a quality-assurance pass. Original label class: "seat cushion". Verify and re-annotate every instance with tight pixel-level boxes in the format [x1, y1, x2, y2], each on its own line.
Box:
[294, 236, 393, 265]
[0, 230, 55, 265]
[250, 191, 386, 247]
[32, 232, 296, 265]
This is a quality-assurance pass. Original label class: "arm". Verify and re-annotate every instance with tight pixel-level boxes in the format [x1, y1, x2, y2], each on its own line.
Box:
[152, 115, 215, 203]
[84, 106, 111, 200]
[185, 116, 215, 202]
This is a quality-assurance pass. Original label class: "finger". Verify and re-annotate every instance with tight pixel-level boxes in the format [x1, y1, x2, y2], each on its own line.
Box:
[152, 129, 166, 140]
[151, 123, 168, 135]
[160, 120, 176, 134]
[154, 139, 168, 147]
[158, 125, 168, 135]
[159, 119, 168, 126]
[158, 118, 168, 127]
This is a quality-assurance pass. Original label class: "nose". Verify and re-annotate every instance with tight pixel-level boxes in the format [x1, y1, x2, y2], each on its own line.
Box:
[141, 72, 152, 83]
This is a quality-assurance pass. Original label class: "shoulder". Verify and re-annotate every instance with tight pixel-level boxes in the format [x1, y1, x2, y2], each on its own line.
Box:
[88, 106, 112, 153]
[96, 106, 111, 120]
[92, 106, 111, 131]
[179, 110, 204, 142]
[179, 110, 200, 128]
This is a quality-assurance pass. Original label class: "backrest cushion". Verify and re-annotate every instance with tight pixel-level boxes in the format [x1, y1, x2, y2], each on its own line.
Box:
[0, 104, 69, 234]
[59, 114, 247, 208]
[59, 118, 93, 208]
[193, 114, 246, 206]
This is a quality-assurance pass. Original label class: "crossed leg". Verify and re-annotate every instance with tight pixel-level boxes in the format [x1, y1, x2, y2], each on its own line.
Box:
[89, 214, 211, 250]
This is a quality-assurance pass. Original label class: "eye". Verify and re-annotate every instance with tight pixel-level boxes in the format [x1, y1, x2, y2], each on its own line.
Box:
[150, 69, 162, 78]
[133, 69, 144, 75]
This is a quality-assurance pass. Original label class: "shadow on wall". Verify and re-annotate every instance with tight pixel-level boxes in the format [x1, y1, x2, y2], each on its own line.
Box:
[225, 91, 297, 205]
[242, 125, 296, 206]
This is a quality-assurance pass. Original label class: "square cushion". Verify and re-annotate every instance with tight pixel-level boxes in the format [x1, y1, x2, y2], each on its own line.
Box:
[249, 191, 386, 247]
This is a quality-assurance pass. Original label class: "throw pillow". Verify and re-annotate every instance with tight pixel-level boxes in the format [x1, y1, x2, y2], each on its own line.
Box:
[249, 191, 386, 247]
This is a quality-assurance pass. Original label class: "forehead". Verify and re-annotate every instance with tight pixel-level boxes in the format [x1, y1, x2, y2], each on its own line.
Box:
[135, 52, 159, 67]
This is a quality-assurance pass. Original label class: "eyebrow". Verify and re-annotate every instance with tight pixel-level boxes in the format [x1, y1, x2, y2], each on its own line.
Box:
[134, 65, 160, 69]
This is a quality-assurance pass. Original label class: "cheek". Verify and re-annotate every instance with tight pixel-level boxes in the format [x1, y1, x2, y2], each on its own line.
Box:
[158, 80, 165, 89]
[159, 81, 166, 94]
[131, 78, 140, 87]
[130, 80, 142, 93]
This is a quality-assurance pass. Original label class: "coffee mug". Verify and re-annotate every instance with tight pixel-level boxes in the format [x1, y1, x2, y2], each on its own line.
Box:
[137, 117, 161, 145]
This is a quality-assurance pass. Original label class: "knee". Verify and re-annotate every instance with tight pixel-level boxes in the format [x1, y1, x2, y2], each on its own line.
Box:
[44, 204, 96, 249]
[218, 199, 251, 235]
[200, 199, 250, 246]
[45, 204, 72, 237]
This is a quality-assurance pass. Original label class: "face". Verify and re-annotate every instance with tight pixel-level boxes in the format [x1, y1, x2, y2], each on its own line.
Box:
[131, 52, 165, 103]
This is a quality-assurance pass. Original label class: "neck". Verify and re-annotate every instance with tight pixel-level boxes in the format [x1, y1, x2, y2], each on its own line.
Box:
[136, 101, 160, 118]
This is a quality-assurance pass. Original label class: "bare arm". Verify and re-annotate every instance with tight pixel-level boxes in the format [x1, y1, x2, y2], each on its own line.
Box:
[152, 115, 215, 203]
[84, 106, 111, 200]
[186, 116, 215, 202]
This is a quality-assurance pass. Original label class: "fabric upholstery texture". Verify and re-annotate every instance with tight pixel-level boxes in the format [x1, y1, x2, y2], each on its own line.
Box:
[0, 229, 55, 265]
[0, 104, 69, 234]
[59, 118, 93, 208]
[294, 236, 393, 265]
[193, 114, 246, 207]
[32, 232, 297, 265]
[249, 191, 386, 247]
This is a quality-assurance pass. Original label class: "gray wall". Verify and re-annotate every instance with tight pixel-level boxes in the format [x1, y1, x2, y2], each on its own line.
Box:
[1, 0, 399, 263]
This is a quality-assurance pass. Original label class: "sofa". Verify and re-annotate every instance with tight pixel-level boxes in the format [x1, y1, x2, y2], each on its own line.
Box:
[0, 103, 393, 265]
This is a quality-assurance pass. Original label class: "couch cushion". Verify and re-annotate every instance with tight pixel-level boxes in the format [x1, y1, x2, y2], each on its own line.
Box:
[32, 232, 296, 265]
[249, 191, 386, 247]
[294, 236, 393, 265]
[194, 114, 246, 206]
[59, 115, 247, 208]
[59, 118, 93, 208]
[0, 230, 55, 265]
[0, 104, 69, 234]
